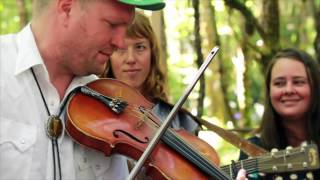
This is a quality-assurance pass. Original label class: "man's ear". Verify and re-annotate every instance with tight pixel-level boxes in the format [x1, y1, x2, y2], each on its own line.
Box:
[57, 0, 74, 27]
[57, 0, 73, 16]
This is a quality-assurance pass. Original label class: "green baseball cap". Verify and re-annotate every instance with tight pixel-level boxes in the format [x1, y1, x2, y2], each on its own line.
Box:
[119, 0, 165, 11]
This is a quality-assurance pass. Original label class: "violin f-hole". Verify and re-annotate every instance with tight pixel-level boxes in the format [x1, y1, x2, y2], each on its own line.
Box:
[113, 129, 149, 144]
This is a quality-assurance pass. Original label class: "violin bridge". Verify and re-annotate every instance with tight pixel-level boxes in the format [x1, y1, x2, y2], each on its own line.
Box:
[135, 115, 147, 130]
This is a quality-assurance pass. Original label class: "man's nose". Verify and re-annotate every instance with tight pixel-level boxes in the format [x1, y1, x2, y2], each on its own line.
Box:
[111, 27, 127, 49]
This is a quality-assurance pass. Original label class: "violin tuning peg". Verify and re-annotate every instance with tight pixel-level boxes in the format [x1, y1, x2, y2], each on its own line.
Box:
[306, 172, 314, 180]
[289, 173, 298, 180]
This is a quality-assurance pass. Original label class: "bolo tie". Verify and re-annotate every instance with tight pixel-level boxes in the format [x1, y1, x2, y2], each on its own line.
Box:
[31, 68, 63, 180]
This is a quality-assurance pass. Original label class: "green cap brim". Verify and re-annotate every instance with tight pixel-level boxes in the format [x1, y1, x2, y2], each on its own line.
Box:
[119, 0, 165, 11]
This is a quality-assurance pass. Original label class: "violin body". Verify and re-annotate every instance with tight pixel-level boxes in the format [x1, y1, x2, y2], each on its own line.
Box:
[66, 78, 220, 180]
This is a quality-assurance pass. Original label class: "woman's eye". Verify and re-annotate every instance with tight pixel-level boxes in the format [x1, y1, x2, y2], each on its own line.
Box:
[136, 44, 146, 51]
[273, 81, 285, 86]
[294, 80, 307, 85]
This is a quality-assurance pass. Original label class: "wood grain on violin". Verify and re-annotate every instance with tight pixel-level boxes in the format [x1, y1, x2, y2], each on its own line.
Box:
[65, 78, 231, 180]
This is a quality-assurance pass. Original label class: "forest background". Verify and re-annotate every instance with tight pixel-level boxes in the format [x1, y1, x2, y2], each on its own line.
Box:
[1, 0, 320, 165]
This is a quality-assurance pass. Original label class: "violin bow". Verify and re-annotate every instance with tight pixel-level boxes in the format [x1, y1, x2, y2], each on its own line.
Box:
[127, 47, 232, 180]
[162, 102, 267, 157]
[197, 118, 267, 157]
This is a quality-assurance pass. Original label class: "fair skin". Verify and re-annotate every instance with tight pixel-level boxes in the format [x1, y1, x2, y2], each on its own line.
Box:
[110, 37, 151, 92]
[31, 0, 135, 98]
[270, 58, 310, 146]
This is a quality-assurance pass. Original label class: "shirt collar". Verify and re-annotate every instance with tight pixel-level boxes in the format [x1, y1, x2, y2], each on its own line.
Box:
[14, 23, 45, 76]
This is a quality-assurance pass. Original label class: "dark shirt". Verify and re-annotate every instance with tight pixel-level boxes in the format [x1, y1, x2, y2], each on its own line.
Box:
[239, 136, 320, 180]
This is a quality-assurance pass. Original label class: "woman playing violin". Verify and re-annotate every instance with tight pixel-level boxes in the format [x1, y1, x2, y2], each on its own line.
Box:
[239, 48, 320, 179]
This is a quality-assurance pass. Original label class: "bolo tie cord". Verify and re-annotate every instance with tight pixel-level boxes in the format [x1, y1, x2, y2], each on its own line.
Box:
[31, 68, 62, 180]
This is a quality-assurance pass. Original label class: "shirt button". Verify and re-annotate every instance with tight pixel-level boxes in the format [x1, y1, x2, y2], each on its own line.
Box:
[95, 164, 101, 170]
[20, 139, 26, 144]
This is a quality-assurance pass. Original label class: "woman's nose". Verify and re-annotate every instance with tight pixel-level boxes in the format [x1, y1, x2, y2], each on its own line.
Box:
[124, 48, 136, 64]
[284, 83, 295, 94]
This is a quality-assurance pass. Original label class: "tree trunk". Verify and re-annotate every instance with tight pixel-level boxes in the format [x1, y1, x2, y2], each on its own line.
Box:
[151, 11, 168, 75]
[192, 0, 205, 117]
[311, 0, 320, 63]
[16, 0, 28, 28]
[202, 0, 235, 124]
[223, 0, 280, 70]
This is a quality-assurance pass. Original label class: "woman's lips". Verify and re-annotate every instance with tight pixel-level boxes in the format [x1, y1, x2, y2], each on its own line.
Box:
[124, 69, 140, 72]
[123, 69, 141, 75]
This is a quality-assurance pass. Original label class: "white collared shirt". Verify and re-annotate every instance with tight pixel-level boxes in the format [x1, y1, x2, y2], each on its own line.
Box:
[0, 24, 128, 180]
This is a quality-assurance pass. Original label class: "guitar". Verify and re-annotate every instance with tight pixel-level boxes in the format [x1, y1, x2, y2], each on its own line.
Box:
[220, 143, 320, 179]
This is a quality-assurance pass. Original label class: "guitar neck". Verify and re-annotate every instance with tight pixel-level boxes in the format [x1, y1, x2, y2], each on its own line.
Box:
[220, 158, 259, 178]
[220, 143, 320, 179]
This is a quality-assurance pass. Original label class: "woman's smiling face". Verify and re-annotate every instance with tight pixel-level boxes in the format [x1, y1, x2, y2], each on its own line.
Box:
[270, 58, 311, 120]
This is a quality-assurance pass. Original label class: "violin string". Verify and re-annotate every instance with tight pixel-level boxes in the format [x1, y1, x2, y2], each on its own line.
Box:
[122, 103, 231, 179]
[121, 104, 228, 178]
[126, 106, 310, 176]
[122, 104, 309, 176]
[140, 108, 231, 179]
[124, 104, 160, 130]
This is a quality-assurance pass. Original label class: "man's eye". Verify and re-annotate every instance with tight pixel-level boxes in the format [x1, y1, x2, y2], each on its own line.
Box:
[106, 21, 117, 28]
[115, 48, 127, 54]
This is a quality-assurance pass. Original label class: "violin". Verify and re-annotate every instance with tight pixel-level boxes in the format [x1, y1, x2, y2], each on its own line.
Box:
[65, 78, 231, 180]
